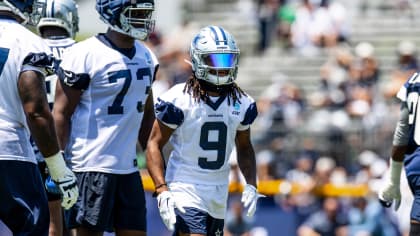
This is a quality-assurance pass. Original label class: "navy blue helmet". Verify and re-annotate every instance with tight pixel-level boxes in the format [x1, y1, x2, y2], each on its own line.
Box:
[96, 0, 155, 40]
[1, 0, 46, 25]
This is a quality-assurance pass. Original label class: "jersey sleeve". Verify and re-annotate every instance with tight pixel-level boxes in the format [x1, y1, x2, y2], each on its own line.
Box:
[57, 43, 91, 90]
[154, 87, 184, 129]
[397, 72, 419, 102]
[20, 34, 55, 76]
[237, 102, 258, 131]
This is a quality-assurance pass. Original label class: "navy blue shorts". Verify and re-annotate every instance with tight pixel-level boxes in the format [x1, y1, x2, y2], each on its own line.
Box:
[174, 207, 224, 235]
[66, 171, 147, 232]
[408, 175, 420, 221]
[0, 161, 49, 236]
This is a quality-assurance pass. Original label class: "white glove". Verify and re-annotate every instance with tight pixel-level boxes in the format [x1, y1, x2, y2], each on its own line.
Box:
[44, 152, 79, 210]
[378, 159, 402, 211]
[157, 190, 186, 231]
[241, 184, 265, 217]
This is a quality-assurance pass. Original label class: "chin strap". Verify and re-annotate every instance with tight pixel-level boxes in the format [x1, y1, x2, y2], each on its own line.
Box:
[197, 78, 232, 94]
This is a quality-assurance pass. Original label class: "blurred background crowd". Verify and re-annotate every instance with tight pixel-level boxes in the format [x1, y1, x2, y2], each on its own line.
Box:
[73, 0, 420, 235]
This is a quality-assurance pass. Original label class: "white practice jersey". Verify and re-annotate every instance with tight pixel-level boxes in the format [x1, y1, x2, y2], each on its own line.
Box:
[33, 37, 75, 162]
[59, 34, 158, 174]
[0, 19, 53, 163]
[44, 38, 75, 105]
[155, 83, 258, 185]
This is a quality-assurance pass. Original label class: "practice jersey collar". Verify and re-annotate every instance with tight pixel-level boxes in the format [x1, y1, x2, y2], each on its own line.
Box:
[96, 33, 136, 59]
[205, 95, 226, 111]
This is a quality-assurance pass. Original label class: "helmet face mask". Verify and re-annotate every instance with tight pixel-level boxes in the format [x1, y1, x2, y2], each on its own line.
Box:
[190, 26, 240, 86]
[37, 0, 79, 39]
[2, 0, 46, 25]
[96, 0, 155, 40]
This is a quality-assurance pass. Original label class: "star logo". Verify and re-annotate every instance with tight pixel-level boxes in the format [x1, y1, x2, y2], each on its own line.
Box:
[215, 228, 223, 236]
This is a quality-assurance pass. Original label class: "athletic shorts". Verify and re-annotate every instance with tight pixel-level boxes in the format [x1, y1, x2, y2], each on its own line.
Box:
[37, 161, 62, 201]
[169, 182, 229, 219]
[174, 207, 224, 235]
[66, 171, 147, 232]
[0, 161, 49, 236]
[408, 175, 420, 221]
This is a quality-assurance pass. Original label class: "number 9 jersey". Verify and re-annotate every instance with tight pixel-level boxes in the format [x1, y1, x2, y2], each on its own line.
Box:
[155, 83, 258, 185]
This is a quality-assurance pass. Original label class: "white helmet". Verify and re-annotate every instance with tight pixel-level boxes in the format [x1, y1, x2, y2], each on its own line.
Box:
[190, 26, 240, 86]
[37, 0, 79, 39]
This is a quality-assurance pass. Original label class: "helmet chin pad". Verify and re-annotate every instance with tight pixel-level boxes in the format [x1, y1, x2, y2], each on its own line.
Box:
[197, 78, 232, 94]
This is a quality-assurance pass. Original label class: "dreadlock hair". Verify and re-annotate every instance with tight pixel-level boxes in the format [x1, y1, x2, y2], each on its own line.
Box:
[183, 74, 246, 106]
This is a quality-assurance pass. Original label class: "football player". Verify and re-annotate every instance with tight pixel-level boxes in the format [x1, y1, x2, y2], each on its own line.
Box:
[0, 0, 78, 235]
[379, 72, 420, 235]
[33, 0, 79, 235]
[146, 25, 264, 235]
[52, 0, 157, 235]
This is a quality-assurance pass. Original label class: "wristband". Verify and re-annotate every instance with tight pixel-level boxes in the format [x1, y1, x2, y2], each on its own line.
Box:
[153, 183, 167, 198]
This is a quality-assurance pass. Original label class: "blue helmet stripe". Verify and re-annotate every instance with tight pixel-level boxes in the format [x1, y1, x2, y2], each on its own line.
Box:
[51, 0, 55, 17]
[217, 26, 227, 45]
[209, 26, 220, 45]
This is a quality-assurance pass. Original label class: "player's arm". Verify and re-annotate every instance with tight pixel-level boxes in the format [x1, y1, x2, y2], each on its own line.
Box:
[390, 103, 410, 162]
[146, 119, 174, 194]
[52, 78, 83, 149]
[235, 128, 257, 187]
[146, 119, 185, 231]
[138, 90, 155, 150]
[18, 70, 60, 156]
[236, 102, 262, 217]
[379, 103, 409, 210]
[19, 67, 78, 210]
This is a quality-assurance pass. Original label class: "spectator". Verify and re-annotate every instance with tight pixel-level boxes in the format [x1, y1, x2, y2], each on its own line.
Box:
[325, 0, 351, 43]
[297, 197, 348, 236]
[384, 40, 418, 99]
[225, 200, 254, 236]
[276, 0, 297, 49]
[291, 0, 338, 56]
[257, 0, 280, 53]
[354, 42, 380, 87]
[256, 150, 277, 181]
[347, 197, 401, 236]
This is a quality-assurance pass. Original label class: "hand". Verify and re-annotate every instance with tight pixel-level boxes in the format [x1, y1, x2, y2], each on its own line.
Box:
[378, 159, 403, 211]
[241, 184, 265, 217]
[378, 182, 401, 211]
[52, 167, 79, 210]
[157, 190, 186, 231]
[44, 152, 79, 210]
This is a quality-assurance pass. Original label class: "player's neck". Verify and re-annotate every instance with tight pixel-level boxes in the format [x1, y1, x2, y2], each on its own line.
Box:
[207, 91, 220, 97]
[105, 28, 135, 49]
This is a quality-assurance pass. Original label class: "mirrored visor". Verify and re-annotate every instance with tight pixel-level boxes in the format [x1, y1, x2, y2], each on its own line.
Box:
[203, 53, 237, 68]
